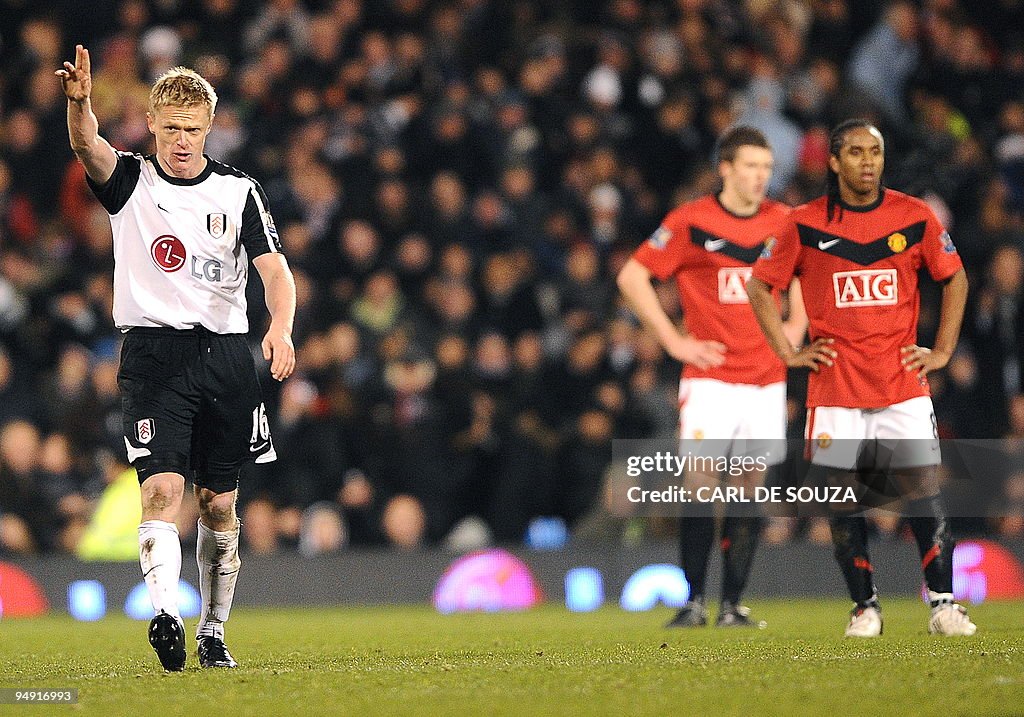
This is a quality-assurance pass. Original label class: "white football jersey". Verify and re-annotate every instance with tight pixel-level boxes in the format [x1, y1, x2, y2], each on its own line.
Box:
[88, 152, 282, 333]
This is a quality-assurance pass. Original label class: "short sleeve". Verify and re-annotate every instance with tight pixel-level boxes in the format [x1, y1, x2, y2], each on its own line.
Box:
[919, 211, 963, 282]
[240, 180, 283, 259]
[631, 212, 692, 281]
[752, 217, 801, 289]
[86, 151, 142, 215]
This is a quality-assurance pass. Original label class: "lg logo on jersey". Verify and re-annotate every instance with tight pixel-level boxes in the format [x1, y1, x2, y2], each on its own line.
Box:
[833, 269, 897, 307]
[150, 235, 223, 282]
[190, 255, 223, 282]
[151, 235, 186, 271]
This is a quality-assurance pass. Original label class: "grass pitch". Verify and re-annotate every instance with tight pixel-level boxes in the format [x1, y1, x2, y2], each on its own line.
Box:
[1, 599, 1022, 716]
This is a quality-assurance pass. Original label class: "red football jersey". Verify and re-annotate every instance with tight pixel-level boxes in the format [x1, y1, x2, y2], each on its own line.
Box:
[751, 189, 963, 409]
[632, 195, 790, 386]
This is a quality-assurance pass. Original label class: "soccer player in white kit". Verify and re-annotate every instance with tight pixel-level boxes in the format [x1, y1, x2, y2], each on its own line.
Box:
[58, 45, 297, 670]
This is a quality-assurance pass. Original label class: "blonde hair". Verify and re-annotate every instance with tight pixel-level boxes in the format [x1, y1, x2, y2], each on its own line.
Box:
[149, 67, 218, 116]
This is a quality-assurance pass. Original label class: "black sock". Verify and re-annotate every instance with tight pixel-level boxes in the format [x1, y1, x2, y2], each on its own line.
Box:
[720, 516, 762, 605]
[904, 494, 954, 596]
[679, 514, 715, 601]
[829, 512, 877, 607]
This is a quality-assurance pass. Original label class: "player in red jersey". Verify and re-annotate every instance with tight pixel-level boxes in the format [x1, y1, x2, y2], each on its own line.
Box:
[618, 126, 807, 628]
[748, 119, 975, 637]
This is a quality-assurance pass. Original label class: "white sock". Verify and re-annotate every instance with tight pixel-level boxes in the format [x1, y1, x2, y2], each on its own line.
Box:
[196, 519, 241, 640]
[138, 520, 182, 620]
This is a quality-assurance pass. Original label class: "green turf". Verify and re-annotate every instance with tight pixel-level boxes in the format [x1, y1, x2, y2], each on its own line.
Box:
[0, 599, 1022, 716]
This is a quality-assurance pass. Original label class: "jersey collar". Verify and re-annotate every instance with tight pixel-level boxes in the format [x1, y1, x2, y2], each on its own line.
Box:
[148, 154, 215, 186]
[838, 187, 886, 213]
[714, 192, 761, 219]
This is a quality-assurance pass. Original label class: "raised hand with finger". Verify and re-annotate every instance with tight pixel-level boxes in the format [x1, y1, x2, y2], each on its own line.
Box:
[56, 44, 92, 102]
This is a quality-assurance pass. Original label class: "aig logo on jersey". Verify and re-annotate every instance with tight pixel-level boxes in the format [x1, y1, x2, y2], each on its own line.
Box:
[833, 269, 898, 308]
[207, 212, 228, 239]
[718, 266, 753, 304]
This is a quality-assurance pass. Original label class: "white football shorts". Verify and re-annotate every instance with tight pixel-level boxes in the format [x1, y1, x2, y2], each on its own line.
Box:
[678, 378, 787, 467]
[804, 396, 940, 469]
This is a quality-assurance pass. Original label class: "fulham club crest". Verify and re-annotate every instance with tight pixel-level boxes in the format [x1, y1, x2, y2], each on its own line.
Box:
[136, 418, 155, 444]
[207, 212, 228, 239]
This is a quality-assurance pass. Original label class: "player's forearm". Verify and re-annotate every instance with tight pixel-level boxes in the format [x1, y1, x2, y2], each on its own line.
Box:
[67, 98, 116, 183]
[781, 320, 805, 349]
[780, 278, 808, 347]
[616, 260, 681, 346]
[933, 268, 968, 357]
[67, 97, 99, 152]
[747, 278, 795, 362]
[263, 262, 297, 334]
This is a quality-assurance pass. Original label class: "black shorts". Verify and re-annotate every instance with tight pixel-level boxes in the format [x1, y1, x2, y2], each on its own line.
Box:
[118, 327, 276, 493]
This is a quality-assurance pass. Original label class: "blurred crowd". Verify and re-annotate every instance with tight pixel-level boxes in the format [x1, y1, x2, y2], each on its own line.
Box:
[0, 0, 1023, 557]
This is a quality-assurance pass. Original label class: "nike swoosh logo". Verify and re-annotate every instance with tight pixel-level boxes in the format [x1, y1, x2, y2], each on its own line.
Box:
[157, 203, 170, 213]
[818, 239, 841, 250]
[250, 442, 269, 453]
[704, 239, 728, 251]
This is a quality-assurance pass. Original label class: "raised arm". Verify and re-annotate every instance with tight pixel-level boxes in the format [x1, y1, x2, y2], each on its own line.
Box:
[253, 252, 297, 382]
[56, 45, 117, 184]
[616, 257, 726, 370]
